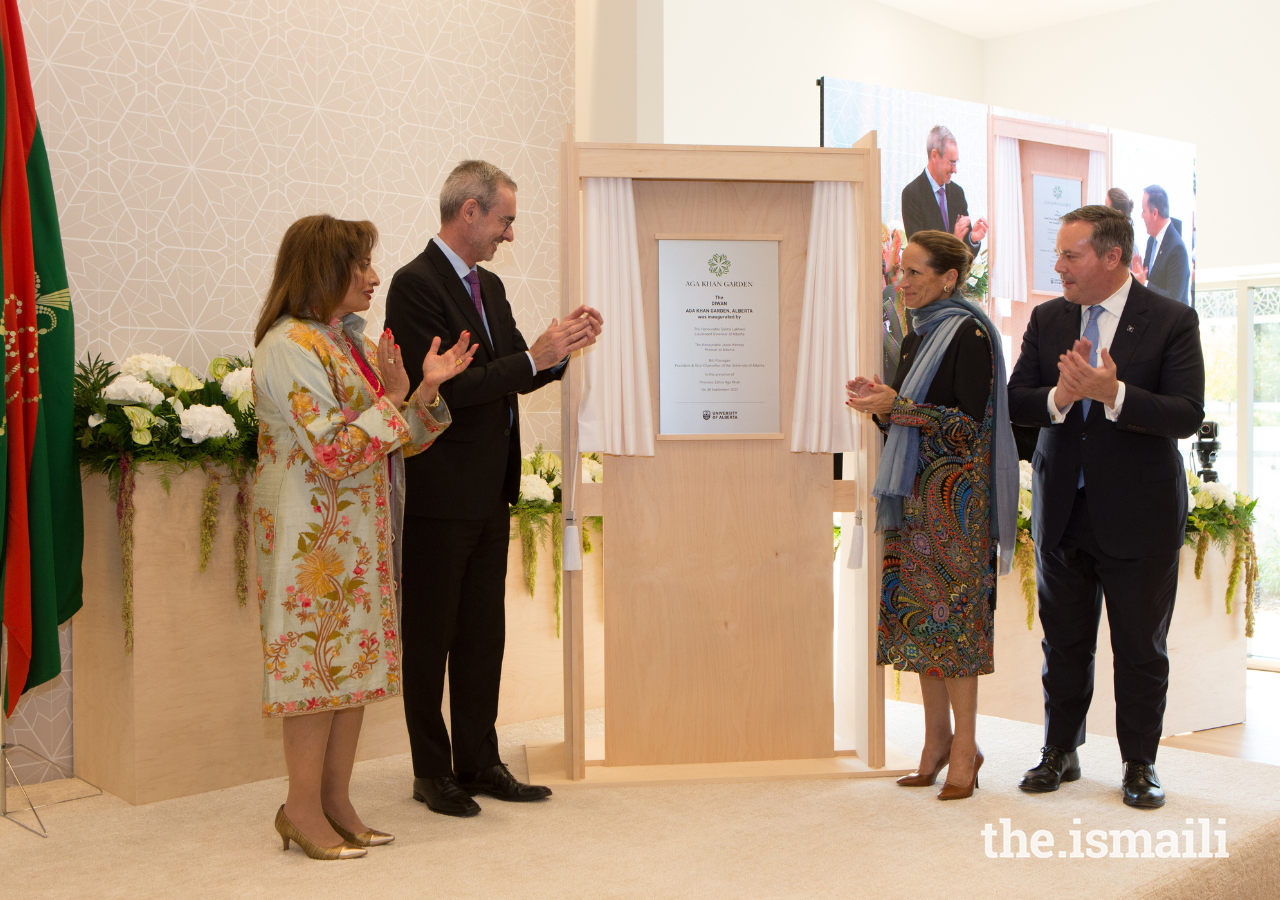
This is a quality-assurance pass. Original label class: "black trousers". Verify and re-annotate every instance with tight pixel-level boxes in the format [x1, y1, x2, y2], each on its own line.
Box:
[1036, 489, 1180, 765]
[401, 503, 509, 778]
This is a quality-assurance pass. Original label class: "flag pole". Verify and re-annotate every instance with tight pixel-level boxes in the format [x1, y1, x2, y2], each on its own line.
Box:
[0, 625, 102, 836]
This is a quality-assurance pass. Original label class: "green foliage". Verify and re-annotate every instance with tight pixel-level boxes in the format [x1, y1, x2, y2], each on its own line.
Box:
[74, 353, 258, 488]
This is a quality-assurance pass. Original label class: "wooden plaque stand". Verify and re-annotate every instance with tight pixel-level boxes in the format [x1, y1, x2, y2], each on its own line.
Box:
[528, 130, 912, 787]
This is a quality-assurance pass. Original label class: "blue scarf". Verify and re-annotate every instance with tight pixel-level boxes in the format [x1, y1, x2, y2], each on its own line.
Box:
[872, 295, 1019, 576]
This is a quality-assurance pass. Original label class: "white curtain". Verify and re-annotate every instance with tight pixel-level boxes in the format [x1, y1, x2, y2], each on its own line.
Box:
[791, 181, 861, 453]
[991, 136, 1027, 306]
[1087, 149, 1107, 206]
[578, 177, 655, 457]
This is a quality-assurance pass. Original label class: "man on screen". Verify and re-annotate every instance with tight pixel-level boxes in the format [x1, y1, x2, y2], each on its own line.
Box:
[1130, 184, 1190, 306]
[901, 125, 987, 256]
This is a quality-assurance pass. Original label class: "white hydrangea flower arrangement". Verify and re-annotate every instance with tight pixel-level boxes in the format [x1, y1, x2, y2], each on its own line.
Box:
[178, 404, 238, 443]
[119, 353, 179, 386]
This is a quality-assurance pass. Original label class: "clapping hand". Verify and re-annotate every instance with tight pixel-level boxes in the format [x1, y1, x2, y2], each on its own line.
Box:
[1057, 337, 1119, 408]
[529, 305, 603, 371]
[970, 216, 988, 243]
[846, 374, 897, 416]
[421, 330, 479, 401]
[1130, 253, 1148, 285]
[953, 215, 971, 242]
[377, 328, 411, 408]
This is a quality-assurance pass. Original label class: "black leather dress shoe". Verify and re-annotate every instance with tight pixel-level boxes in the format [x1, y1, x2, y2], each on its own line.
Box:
[1018, 746, 1082, 793]
[412, 776, 481, 817]
[457, 763, 552, 802]
[1122, 762, 1165, 809]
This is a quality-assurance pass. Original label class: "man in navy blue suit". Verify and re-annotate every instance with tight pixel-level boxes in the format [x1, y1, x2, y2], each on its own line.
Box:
[1130, 185, 1190, 305]
[1007, 205, 1204, 809]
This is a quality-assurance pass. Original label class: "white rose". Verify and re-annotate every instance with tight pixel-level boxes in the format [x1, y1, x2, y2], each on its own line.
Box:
[518, 473, 555, 504]
[581, 458, 604, 483]
[102, 374, 164, 407]
[1202, 481, 1234, 506]
[120, 353, 179, 386]
[179, 404, 238, 443]
[220, 367, 254, 410]
[1018, 459, 1033, 492]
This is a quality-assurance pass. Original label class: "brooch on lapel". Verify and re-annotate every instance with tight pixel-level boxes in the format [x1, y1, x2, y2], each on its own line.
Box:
[1126, 325, 1134, 332]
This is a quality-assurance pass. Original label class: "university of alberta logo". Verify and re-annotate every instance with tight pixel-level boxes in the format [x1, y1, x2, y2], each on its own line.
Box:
[708, 254, 730, 277]
[702, 410, 711, 420]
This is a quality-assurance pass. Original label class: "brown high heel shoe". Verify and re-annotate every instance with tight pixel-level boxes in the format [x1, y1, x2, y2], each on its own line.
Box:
[275, 805, 367, 859]
[325, 809, 395, 847]
[897, 744, 952, 787]
[938, 748, 984, 800]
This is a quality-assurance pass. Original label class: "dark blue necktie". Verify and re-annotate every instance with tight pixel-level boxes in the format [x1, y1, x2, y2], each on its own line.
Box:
[1143, 236, 1156, 271]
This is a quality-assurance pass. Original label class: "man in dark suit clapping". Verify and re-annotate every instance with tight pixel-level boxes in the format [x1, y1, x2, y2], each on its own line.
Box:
[385, 160, 601, 817]
[901, 125, 987, 256]
[1007, 205, 1204, 809]
[1130, 184, 1191, 306]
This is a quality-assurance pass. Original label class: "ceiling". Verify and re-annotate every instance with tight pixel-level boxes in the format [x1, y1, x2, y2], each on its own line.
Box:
[872, 0, 1164, 40]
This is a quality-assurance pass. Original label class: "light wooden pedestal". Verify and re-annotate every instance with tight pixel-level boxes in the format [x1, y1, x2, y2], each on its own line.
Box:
[524, 736, 914, 789]
[887, 545, 1247, 737]
[73, 466, 603, 805]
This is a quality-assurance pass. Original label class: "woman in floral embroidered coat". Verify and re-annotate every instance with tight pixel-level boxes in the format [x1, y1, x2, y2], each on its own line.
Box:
[253, 215, 476, 858]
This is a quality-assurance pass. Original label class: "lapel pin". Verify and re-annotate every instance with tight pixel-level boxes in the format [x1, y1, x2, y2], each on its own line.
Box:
[1126, 325, 1134, 332]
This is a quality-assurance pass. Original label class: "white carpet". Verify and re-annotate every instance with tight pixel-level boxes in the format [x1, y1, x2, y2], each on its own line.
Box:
[5, 703, 1278, 900]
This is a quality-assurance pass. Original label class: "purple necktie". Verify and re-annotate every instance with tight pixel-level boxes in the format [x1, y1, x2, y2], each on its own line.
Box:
[936, 186, 949, 229]
[463, 269, 483, 317]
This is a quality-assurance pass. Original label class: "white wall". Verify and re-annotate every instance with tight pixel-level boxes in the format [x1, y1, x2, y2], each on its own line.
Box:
[582, 0, 1273, 272]
[983, 0, 1277, 273]
[662, 0, 985, 147]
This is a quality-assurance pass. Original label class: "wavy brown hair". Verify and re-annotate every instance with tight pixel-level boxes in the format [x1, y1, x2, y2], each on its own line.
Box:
[253, 215, 378, 346]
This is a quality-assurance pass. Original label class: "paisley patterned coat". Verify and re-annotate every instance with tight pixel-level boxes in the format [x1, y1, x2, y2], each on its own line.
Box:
[253, 314, 450, 717]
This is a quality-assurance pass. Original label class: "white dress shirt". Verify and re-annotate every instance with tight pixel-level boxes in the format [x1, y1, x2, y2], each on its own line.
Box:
[1047, 275, 1131, 424]
[433, 236, 538, 374]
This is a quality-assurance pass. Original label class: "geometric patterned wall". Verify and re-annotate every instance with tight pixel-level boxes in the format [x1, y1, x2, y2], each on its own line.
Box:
[7, 0, 573, 784]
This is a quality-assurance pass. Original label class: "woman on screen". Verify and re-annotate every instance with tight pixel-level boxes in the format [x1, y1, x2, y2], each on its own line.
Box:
[846, 230, 1018, 800]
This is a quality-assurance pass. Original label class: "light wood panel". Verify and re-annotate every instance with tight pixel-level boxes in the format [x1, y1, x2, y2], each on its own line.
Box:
[654, 233, 785, 241]
[576, 144, 868, 183]
[559, 126, 588, 781]
[603, 180, 835, 767]
[526, 738, 914, 788]
[72, 467, 604, 804]
[1161, 670, 1280, 766]
[991, 116, 1108, 152]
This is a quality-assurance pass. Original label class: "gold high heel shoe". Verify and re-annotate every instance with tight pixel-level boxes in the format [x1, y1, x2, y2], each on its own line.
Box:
[938, 748, 984, 801]
[275, 805, 367, 860]
[325, 809, 395, 847]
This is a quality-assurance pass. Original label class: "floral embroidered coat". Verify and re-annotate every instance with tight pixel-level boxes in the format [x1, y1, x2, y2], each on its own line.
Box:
[253, 314, 450, 717]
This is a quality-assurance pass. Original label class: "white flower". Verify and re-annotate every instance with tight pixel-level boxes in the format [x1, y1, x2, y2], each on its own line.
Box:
[1018, 459, 1033, 492]
[169, 365, 205, 392]
[169, 396, 184, 415]
[207, 357, 233, 381]
[582, 458, 604, 483]
[87, 413, 104, 428]
[131, 428, 153, 446]
[121, 406, 156, 429]
[220, 367, 254, 410]
[518, 473, 555, 504]
[102, 374, 164, 407]
[1186, 469, 1201, 489]
[1201, 481, 1235, 506]
[120, 353, 179, 386]
[179, 404, 238, 443]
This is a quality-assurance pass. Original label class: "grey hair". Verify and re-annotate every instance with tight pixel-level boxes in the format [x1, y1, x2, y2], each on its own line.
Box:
[1060, 204, 1134, 265]
[439, 160, 517, 224]
[927, 125, 956, 157]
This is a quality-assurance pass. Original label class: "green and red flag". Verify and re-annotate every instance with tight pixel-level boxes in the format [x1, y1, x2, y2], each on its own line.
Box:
[0, 0, 82, 716]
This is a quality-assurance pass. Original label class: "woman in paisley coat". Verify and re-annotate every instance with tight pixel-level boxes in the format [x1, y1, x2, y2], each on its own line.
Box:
[847, 230, 1018, 801]
[253, 215, 476, 858]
